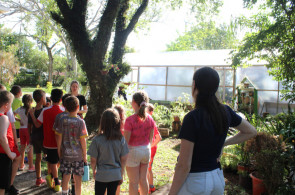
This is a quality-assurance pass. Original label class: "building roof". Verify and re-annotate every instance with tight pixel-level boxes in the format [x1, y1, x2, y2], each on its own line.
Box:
[124, 49, 267, 66]
[0, 5, 9, 13]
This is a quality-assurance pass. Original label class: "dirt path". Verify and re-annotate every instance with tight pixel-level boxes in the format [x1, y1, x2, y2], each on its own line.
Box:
[9, 169, 60, 195]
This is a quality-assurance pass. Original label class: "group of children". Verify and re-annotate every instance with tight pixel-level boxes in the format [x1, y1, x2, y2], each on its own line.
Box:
[0, 84, 162, 195]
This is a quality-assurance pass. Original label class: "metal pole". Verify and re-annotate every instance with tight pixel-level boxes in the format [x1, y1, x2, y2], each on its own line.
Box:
[233, 68, 236, 99]
[277, 81, 280, 114]
[137, 67, 140, 90]
[165, 67, 168, 101]
[223, 68, 226, 101]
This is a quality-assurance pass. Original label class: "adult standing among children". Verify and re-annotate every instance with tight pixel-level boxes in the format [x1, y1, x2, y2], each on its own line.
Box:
[124, 91, 155, 195]
[169, 67, 257, 195]
[69, 81, 87, 118]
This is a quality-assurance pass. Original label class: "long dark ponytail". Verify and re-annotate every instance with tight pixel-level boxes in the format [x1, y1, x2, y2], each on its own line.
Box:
[193, 67, 228, 135]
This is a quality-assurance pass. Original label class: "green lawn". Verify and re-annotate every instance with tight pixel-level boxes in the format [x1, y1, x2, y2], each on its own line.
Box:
[80, 137, 180, 194]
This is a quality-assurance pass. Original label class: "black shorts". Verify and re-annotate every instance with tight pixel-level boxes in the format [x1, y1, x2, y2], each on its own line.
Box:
[60, 160, 84, 176]
[16, 129, 20, 138]
[0, 153, 12, 189]
[46, 149, 59, 164]
[31, 138, 44, 154]
[95, 180, 120, 195]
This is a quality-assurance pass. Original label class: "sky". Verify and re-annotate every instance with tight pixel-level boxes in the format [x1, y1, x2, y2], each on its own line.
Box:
[0, 0, 252, 53]
[127, 0, 251, 53]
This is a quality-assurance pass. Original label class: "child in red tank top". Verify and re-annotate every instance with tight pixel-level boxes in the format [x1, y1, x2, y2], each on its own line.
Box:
[0, 90, 21, 195]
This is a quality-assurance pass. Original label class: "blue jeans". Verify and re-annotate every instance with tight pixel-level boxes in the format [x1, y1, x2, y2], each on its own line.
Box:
[178, 168, 225, 195]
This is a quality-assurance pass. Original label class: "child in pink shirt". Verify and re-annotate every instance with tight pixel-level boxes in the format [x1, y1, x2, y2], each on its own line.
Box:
[124, 91, 155, 195]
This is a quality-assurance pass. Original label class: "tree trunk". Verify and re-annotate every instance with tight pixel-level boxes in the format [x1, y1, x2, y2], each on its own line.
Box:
[45, 45, 54, 82]
[84, 63, 120, 132]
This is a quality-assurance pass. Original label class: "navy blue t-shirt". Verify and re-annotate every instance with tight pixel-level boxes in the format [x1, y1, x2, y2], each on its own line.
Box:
[178, 105, 242, 172]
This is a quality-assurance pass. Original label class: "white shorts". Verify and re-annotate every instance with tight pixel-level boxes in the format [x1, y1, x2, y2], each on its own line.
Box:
[126, 145, 151, 167]
[178, 168, 225, 195]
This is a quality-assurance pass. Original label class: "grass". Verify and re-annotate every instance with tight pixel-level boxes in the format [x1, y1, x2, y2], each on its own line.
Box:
[80, 137, 180, 194]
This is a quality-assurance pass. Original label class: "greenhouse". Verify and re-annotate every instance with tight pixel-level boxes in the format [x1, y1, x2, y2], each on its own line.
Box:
[122, 49, 294, 116]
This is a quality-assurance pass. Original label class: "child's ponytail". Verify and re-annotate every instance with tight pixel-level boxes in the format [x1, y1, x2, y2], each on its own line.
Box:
[133, 91, 149, 120]
[22, 94, 33, 115]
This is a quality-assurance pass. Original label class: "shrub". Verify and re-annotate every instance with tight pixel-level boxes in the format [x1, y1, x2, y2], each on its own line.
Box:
[245, 132, 286, 194]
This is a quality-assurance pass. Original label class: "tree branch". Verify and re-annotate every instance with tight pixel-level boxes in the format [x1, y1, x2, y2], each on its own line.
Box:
[93, 0, 121, 57]
[87, 1, 104, 29]
[54, 0, 70, 18]
[50, 41, 59, 50]
[125, 0, 149, 34]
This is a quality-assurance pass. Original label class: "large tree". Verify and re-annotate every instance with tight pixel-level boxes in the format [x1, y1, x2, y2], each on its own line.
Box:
[50, 0, 148, 132]
[231, 0, 295, 102]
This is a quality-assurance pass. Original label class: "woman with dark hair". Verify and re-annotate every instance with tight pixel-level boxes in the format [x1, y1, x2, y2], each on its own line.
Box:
[169, 67, 257, 195]
[70, 81, 88, 118]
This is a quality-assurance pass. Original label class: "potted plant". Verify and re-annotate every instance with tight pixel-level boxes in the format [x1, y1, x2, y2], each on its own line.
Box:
[245, 132, 286, 195]
[171, 115, 181, 132]
[236, 143, 252, 190]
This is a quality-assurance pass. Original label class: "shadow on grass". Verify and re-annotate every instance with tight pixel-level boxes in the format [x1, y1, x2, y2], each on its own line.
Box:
[172, 143, 180, 152]
[14, 171, 59, 195]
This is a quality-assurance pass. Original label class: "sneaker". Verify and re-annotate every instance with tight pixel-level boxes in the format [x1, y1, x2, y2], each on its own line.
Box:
[45, 175, 53, 188]
[18, 165, 25, 171]
[150, 185, 156, 192]
[28, 166, 35, 172]
[7, 185, 20, 194]
[54, 184, 60, 192]
[36, 178, 46, 186]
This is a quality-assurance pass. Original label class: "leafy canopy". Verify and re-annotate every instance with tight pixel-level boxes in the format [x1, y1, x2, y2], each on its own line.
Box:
[166, 20, 238, 51]
[231, 0, 295, 102]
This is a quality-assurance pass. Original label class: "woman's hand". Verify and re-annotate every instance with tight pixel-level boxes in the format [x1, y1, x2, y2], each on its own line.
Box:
[8, 152, 16, 160]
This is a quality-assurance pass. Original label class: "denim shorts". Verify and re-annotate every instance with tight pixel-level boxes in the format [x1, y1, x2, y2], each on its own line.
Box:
[178, 168, 225, 195]
[126, 145, 151, 167]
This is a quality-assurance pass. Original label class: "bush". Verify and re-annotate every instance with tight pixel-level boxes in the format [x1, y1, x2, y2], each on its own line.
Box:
[245, 132, 286, 194]
[14, 71, 47, 87]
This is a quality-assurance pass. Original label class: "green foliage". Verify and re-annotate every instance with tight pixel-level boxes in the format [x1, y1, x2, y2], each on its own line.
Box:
[166, 20, 238, 51]
[245, 132, 288, 194]
[224, 184, 248, 195]
[151, 93, 191, 128]
[170, 93, 191, 122]
[221, 145, 240, 171]
[231, 0, 295, 102]
[113, 96, 134, 118]
[236, 142, 250, 167]
[152, 103, 172, 128]
[0, 50, 19, 85]
[112, 88, 191, 129]
[45, 81, 53, 94]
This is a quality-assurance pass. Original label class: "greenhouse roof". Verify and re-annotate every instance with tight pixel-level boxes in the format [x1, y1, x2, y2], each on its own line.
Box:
[124, 49, 267, 66]
[0, 4, 9, 13]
